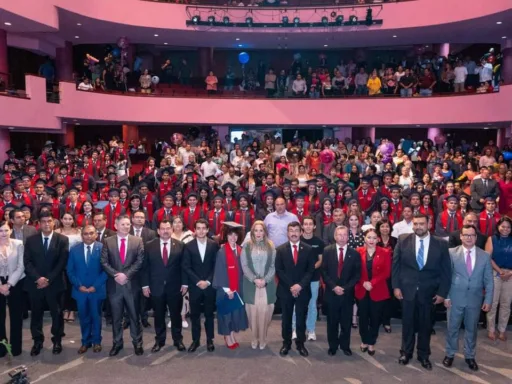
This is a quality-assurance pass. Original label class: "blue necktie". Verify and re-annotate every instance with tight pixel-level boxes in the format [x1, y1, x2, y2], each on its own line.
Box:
[417, 239, 424, 270]
[86, 245, 91, 266]
[43, 237, 49, 255]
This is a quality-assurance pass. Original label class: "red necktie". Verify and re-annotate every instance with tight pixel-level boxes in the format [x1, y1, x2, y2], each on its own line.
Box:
[338, 247, 344, 278]
[120, 238, 126, 264]
[162, 242, 169, 266]
[487, 214, 493, 236]
[293, 244, 298, 265]
[241, 210, 246, 229]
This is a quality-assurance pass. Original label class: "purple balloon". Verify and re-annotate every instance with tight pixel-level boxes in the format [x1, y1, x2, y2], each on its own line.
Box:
[117, 37, 129, 49]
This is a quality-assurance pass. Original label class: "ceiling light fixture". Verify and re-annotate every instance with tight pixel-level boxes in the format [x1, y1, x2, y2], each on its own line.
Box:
[154, 34, 159, 37]
[238, 44, 243, 47]
[236, 38, 240, 41]
[223, 16, 230, 25]
[246, 17, 253, 26]
[393, 35, 397, 38]
[321, 16, 329, 26]
[349, 15, 358, 25]
[75, 36, 79, 39]
[164, 42, 168, 45]
[496, 21, 502, 25]
[208, 16, 215, 24]
[192, 15, 200, 24]
[502, 36, 507, 39]
[335, 15, 344, 25]
[293, 17, 300, 25]
[4, 22, 11, 26]
[282, 16, 289, 25]
[77, 23, 82, 26]
[324, 44, 328, 47]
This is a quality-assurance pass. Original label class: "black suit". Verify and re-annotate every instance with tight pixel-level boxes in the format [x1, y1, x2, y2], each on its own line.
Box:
[448, 229, 487, 250]
[182, 239, 219, 343]
[101, 235, 145, 347]
[98, 228, 116, 243]
[275, 242, 315, 345]
[142, 238, 185, 345]
[392, 233, 451, 359]
[321, 244, 361, 351]
[24, 232, 69, 344]
[98, 228, 117, 321]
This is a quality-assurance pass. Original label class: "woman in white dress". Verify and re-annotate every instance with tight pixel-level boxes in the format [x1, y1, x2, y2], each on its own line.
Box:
[116, 153, 128, 177]
[55, 213, 82, 323]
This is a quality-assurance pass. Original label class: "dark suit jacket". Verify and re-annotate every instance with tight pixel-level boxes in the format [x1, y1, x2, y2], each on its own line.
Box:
[275, 242, 315, 301]
[392, 233, 452, 302]
[23, 232, 69, 294]
[470, 178, 499, 211]
[182, 238, 219, 299]
[141, 238, 184, 297]
[99, 228, 116, 243]
[321, 244, 361, 301]
[100, 235, 145, 295]
[322, 222, 344, 245]
[130, 227, 157, 244]
[10, 225, 37, 244]
[448, 230, 487, 249]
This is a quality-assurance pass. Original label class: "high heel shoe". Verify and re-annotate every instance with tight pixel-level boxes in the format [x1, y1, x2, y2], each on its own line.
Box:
[224, 337, 237, 350]
[360, 345, 368, 353]
[384, 326, 392, 333]
[368, 347, 376, 356]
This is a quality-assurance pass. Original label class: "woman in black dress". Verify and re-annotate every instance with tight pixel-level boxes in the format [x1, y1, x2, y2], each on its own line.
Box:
[376, 219, 397, 333]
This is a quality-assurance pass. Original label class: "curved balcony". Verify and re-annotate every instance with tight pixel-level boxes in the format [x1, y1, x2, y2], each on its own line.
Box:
[1, 75, 510, 131]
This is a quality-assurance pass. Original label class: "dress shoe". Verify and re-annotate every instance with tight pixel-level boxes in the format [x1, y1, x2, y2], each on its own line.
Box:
[188, 341, 200, 353]
[30, 342, 43, 356]
[142, 319, 151, 328]
[134, 345, 144, 356]
[279, 344, 291, 356]
[52, 342, 63, 355]
[417, 357, 432, 370]
[77, 344, 91, 354]
[92, 344, 102, 353]
[122, 321, 130, 330]
[465, 358, 479, 371]
[360, 345, 368, 353]
[206, 340, 215, 352]
[109, 344, 123, 357]
[341, 348, 352, 356]
[173, 341, 186, 352]
[328, 348, 337, 356]
[398, 355, 410, 365]
[296, 343, 309, 357]
[151, 343, 164, 353]
[442, 356, 454, 368]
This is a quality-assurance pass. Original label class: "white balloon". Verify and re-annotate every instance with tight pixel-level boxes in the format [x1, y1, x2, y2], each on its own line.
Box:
[151, 76, 160, 85]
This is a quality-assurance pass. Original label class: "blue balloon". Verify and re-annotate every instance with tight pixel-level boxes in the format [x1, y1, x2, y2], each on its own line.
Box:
[134, 57, 143, 71]
[238, 52, 250, 64]
[503, 152, 512, 161]
[112, 48, 121, 58]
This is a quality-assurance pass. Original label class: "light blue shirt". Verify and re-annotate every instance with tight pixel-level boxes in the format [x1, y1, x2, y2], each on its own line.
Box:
[264, 211, 299, 248]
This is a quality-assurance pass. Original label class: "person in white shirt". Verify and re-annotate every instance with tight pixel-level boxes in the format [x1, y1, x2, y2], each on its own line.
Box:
[78, 78, 94, 91]
[453, 60, 468, 93]
[200, 155, 219, 180]
[292, 74, 307, 97]
[391, 206, 414, 238]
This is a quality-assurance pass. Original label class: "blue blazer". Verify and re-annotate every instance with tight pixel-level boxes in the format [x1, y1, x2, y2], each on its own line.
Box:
[67, 241, 107, 300]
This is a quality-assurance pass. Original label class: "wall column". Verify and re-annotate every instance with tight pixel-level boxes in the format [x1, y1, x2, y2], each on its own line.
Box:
[64, 124, 75, 148]
[122, 124, 139, 146]
[0, 30, 8, 78]
[435, 43, 450, 57]
[0, 130, 10, 164]
[212, 126, 229, 142]
[56, 41, 73, 81]
[198, 47, 214, 77]
[497, 126, 511, 149]
[333, 127, 352, 142]
[427, 127, 443, 143]
[501, 39, 512, 85]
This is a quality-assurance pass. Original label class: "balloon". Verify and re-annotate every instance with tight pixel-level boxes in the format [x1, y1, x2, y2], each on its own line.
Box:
[503, 152, 512, 162]
[134, 57, 143, 72]
[238, 52, 250, 65]
[171, 133, 184, 146]
[117, 37, 130, 49]
[151, 76, 160, 85]
[293, 53, 301, 60]
[379, 142, 395, 164]
[112, 48, 121, 58]
[320, 149, 334, 164]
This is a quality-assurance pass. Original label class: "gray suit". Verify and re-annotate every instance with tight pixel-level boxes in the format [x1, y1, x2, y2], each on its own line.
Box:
[101, 235, 145, 347]
[10, 225, 37, 244]
[445, 246, 493, 359]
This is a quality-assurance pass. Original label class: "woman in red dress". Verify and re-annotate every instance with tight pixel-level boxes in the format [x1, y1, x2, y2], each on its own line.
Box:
[498, 169, 512, 216]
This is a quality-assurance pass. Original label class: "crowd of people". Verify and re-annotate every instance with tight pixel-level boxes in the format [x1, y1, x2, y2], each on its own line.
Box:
[0, 131, 510, 373]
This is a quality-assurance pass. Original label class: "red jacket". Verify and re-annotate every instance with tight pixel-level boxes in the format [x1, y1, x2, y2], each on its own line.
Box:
[355, 246, 391, 302]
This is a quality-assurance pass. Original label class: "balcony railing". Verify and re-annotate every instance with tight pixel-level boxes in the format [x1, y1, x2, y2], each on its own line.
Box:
[144, 0, 402, 8]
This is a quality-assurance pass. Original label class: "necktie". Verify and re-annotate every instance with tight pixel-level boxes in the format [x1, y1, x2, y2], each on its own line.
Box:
[135, 229, 140, 237]
[43, 237, 49, 255]
[417, 239, 425, 270]
[363, 190, 367, 197]
[97, 231, 102, 239]
[338, 247, 344, 278]
[38, 195, 42, 201]
[120, 238, 126, 264]
[162, 242, 169, 266]
[71, 204, 75, 212]
[215, 211, 220, 233]
[466, 249, 472, 276]
[233, 248, 237, 257]
[298, 210, 303, 216]
[486, 214, 493, 236]
[86, 245, 91, 266]
[448, 213, 454, 232]
[293, 244, 298, 265]
[165, 210, 170, 220]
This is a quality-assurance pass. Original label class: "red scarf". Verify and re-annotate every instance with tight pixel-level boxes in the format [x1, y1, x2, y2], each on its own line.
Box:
[77, 213, 94, 227]
[440, 210, 463, 232]
[224, 244, 241, 292]
[104, 203, 123, 230]
[183, 207, 201, 232]
[156, 207, 174, 224]
[80, 172, 90, 192]
[234, 208, 254, 233]
[159, 181, 173, 201]
[479, 211, 500, 235]
[305, 195, 320, 215]
[357, 189, 374, 211]
[322, 211, 333, 226]
[141, 193, 155, 218]
[223, 198, 238, 212]
[207, 209, 226, 236]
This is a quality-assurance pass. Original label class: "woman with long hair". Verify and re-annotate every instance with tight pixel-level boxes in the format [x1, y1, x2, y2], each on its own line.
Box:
[485, 217, 512, 342]
[355, 229, 391, 355]
[0, 220, 25, 357]
[76, 200, 95, 227]
[240, 221, 277, 350]
[212, 223, 248, 349]
[56, 212, 82, 323]
[376, 219, 396, 333]
[498, 169, 512, 217]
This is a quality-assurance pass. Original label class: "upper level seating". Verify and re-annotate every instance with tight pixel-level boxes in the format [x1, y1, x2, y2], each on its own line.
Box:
[146, 0, 405, 7]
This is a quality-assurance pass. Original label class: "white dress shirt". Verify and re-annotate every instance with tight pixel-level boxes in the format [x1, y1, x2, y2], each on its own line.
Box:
[336, 244, 348, 261]
[196, 239, 210, 286]
[41, 232, 53, 246]
[160, 238, 171, 259]
[117, 235, 128, 253]
[289, 241, 300, 251]
[461, 245, 476, 270]
[415, 234, 431, 265]
[133, 227, 143, 238]
[391, 220, 414, 238]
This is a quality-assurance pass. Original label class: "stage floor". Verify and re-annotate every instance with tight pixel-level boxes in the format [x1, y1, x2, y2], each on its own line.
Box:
[2, 316, 511, 384]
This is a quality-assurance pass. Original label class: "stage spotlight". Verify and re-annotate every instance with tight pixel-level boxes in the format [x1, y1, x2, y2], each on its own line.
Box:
[322, 16, 329, 26]
[282, 16, 289, 24]
[293, 17, 300, 25]
[365, 8, 373, 26]
[246, 17, 253, 26]
[336, 15, 344, 25]
[223, 16, 230, 25]
[192, 15, 200, 24]
[208, 16, 215, 24]
[349, 15, 358, 25]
